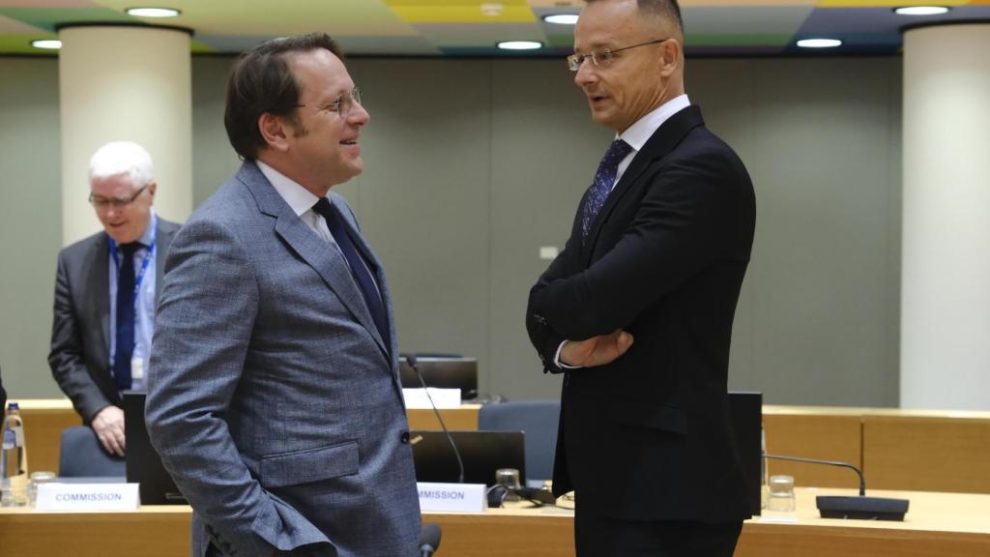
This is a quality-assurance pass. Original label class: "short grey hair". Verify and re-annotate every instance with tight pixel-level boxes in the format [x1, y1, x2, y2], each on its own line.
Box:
[88, 141, 155, 188]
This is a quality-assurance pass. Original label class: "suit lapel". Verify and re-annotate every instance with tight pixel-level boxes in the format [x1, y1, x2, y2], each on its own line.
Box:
[238, 163, 390, 360]
[584, 105, 706, 257]
[83, 234, 111, 368]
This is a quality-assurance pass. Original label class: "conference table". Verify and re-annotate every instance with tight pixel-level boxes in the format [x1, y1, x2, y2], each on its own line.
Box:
[20, 399, 990, 496]
[13, 399, 482, 475]
[2, 488, 989, 556]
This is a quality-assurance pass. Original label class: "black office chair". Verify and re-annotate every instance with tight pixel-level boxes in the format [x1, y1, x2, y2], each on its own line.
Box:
[58, 425, 125, 477]
[478, 400, 560, 485]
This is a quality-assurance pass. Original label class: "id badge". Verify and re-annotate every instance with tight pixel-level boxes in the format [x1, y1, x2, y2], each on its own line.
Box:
[131, 357, 145, 381]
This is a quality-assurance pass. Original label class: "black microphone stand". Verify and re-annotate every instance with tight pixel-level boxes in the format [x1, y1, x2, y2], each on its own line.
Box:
[405, 354, 465, 484]
[765, 453, 909, 520]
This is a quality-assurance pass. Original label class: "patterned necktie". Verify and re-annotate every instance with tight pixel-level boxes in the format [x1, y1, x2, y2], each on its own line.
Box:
[581, 139, 633, 240]
[113, 242, 141, 390]
[312, 198, 390, 349]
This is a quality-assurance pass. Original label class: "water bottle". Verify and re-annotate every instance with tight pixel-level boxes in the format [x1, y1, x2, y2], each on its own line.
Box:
[1, 402, 29, 507]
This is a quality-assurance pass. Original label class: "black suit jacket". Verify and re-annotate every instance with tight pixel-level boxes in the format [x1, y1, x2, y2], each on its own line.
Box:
[526, 106, 755, 522]
[48, 218, 179, 423]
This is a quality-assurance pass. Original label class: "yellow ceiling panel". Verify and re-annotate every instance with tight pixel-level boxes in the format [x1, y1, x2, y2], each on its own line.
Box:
[526, 0, 582, 7]
[385, 0, 529, 5]
[390, 4, 536, 23]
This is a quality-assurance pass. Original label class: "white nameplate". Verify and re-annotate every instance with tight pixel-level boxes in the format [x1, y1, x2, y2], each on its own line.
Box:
[35, 482, 139, 512]
[417, 482, 487, 513]
[403, 388, 461, 409]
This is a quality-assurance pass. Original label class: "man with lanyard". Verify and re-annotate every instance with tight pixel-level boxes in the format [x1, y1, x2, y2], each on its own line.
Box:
[49, 141, 179, 458]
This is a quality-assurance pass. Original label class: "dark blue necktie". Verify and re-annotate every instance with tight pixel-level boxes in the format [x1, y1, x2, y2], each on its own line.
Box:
[581, 139, 633, 240]
[113, 242, 140, 390]
[312, 198, 390, 349]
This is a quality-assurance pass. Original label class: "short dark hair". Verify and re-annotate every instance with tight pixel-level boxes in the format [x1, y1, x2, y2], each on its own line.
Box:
[224, 33, 344, 160]
[640, 0, 683, 33]
[587, 0, 684, 34]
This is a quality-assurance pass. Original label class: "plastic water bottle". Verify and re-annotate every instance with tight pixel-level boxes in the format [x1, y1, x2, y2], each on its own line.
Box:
[1, 402, 29, 506]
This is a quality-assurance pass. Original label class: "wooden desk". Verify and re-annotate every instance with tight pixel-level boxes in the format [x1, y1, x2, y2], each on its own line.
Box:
[2, 488, 988, 557]
[763, 406, 863, 489]
[738, 488, 990, 557]
[764, 405, 990, 494]
[863, 413, 990, 493]
[17, 399, 990, 494]
[14, 399, 480, 475]
[407, 404, 481, 431]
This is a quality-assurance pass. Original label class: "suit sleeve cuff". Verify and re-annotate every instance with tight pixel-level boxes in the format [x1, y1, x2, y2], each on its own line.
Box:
[554, 341, 582, 369]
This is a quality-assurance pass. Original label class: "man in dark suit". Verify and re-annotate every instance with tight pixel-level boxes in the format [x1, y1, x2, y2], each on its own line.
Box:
[48, 141, 179, 457]
[146, 34, 420, 557]
[526, 1, 756, 555]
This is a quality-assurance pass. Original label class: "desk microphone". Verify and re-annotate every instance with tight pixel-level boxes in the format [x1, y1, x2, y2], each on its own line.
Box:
[765, 453, 909, 521]
[418, 522, 442, 557]
[403, 353, 465, 483]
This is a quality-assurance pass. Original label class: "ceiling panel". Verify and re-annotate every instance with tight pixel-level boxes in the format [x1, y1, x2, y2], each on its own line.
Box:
[0, 1, 988, 57]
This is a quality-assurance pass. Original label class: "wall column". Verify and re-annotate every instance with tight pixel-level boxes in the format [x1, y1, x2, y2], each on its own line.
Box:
[901, 24, 990, 410]
[59, 24, 193, 245]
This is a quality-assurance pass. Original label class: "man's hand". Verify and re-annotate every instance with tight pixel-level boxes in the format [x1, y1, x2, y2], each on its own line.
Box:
[91, 405, 126, 457]
[560, 330, 634, 368]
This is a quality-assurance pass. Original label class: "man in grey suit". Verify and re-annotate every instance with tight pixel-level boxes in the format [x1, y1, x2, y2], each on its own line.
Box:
[48, 141, 179, 457]
[146, 34, 421, 557]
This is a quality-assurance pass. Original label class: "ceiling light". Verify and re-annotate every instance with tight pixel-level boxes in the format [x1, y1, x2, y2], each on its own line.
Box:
[31, 39, 62, 50]
[797, 38, 842, 49]
[543, 14, 579, 25]
[894, 6, 950, 16]
[497, 41, 543, 51]
[126, 7, 181, 18]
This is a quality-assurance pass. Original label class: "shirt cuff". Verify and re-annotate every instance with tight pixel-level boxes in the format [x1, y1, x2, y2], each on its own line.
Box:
[554, 341, 582, 369]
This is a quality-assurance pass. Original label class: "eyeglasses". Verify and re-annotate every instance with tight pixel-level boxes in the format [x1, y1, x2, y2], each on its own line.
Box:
[567, 38, 669, 72]
[89, 184, 149, 211]
[296, 87, 363, 117]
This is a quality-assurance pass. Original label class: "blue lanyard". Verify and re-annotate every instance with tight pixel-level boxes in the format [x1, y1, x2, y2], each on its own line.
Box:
[108, 218, 157, 304]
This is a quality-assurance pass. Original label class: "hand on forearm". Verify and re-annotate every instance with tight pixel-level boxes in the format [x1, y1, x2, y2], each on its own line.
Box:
[559, 330, 634, 368]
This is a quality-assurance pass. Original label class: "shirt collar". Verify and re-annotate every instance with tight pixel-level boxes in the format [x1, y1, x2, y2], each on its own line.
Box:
[256, 160, 326, 216]
[618, 94, 691, 152]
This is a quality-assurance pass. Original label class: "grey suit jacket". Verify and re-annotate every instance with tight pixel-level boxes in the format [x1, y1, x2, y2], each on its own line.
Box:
[146, 161, 420, 557]
[48, 218, 180, 423]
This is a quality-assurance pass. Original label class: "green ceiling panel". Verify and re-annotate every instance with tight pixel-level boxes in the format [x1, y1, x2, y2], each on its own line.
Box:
[686, 33, 794, 47]
[0, 7, 132, 32]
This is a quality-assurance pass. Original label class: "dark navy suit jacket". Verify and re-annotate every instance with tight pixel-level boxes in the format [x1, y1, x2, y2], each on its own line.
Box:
[527, 106, 756, 523]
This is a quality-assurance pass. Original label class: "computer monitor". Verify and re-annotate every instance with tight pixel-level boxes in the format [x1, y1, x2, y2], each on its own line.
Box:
[410, 430, 525, 486]
[728, 390, 763, 516]
[399, 357, 478, 400]
[122, 392, 187, 505]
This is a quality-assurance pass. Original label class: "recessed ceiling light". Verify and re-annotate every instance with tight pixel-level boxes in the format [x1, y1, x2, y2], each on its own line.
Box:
[497, 40, 543, 51]
[31, 39, 62, 50]
[894, 6, 950, 16]
[797, 38, 842, 49]
[543, 14, 579, 25]
[126, 7, 181, 18]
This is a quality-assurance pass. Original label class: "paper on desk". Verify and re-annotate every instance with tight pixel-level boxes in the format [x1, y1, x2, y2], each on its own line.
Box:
[402, 388, 461, 409]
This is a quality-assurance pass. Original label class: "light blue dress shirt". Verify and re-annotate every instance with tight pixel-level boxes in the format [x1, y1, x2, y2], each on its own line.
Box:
[108, 212, 157, 391]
